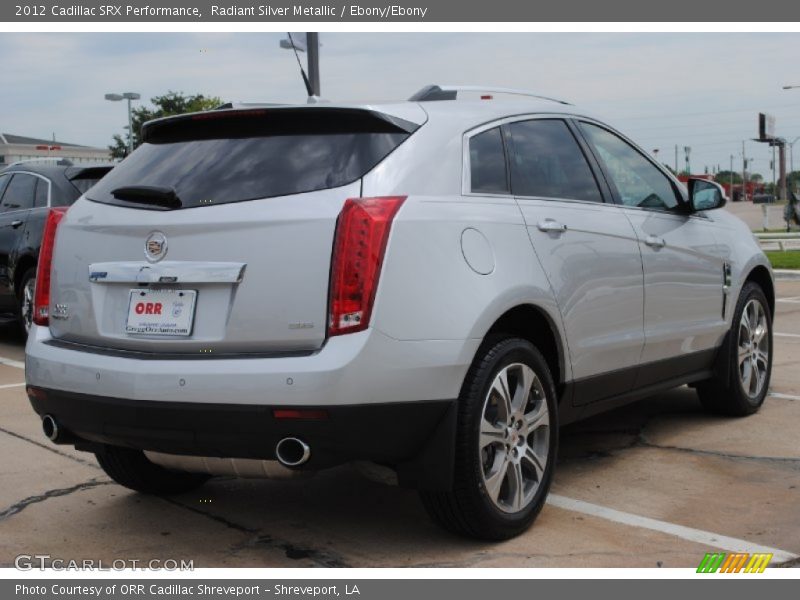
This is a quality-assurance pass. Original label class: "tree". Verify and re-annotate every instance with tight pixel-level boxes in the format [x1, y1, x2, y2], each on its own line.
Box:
[714, 170, 742, 185]
[109, 91, 222, 159]
[750, 173, 764, 183]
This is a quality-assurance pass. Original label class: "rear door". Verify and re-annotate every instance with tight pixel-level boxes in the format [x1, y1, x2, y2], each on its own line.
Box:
[48, 106, 423, 354]
[0, 173, 37, 310]
[504, 117, 645, 404]
[576, 121, 726, 384]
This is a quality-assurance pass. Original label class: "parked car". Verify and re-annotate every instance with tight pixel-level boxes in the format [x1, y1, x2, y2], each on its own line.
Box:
[25, 86, 774, 540]
[0, 160, 113, 336]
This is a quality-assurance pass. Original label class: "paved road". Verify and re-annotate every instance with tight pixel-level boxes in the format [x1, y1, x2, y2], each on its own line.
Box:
[0, 284, 798, 568]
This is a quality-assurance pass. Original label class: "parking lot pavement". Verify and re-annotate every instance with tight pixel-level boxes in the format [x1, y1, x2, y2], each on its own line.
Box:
[0, 282, 798, 569]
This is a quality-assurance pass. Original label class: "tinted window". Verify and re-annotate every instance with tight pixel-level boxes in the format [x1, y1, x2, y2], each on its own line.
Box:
[0, 174, 9, 201]
[1, 174, 37, 212]
[507, 120, 602, 202]
[34, 178, 49, 207]
[88, 133, 408, 209]
[579, 122, 679, 210]
[71, 177, 105, 194]
[469, 127, 508, 194]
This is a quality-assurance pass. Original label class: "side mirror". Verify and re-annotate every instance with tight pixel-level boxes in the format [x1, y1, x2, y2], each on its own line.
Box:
[688, 178, 727, 212]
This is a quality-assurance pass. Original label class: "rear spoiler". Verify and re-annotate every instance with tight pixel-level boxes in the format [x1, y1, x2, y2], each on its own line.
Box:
[64, 165, 114, 181]
[141, 107, 421, 144]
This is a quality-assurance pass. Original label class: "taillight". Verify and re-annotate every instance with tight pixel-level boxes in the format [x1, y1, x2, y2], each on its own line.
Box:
[33, 207, 68, 327]
[329, 196, 406, 336]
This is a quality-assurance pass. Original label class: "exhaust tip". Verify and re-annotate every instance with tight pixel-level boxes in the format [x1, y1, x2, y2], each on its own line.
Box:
[275, 437, 311, 467]
[42, 414, 58, 442]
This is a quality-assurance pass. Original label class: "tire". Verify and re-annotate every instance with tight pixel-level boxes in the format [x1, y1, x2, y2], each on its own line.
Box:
[421, 337, 558, 540]
[16, 267, 36, 339]
[95, 445, 210, 495]
[696, 282, 773, 416]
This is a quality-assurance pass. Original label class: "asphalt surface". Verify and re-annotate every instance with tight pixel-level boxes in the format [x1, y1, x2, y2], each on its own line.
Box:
[0, 282, 798, 569]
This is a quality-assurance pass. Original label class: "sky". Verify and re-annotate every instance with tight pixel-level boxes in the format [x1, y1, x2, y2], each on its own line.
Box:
[2, 32, 800, 176]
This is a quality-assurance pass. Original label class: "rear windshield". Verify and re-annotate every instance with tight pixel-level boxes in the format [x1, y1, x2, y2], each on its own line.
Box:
[87, 110, 413, 210]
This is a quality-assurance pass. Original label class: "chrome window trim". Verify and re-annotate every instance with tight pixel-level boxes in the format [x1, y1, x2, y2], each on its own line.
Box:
[461, 112, 609, 205]
[0, 170, 52, 214]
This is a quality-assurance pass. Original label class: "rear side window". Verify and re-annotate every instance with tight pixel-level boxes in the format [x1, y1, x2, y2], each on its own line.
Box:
[1, 174, 37, 212]
[469, 127, 509, 194]
[87, 109, 414, 210]
[508, 119, 603, 203]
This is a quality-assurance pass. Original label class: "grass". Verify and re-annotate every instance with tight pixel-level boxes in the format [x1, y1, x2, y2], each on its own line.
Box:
[765, 250, 800, 270]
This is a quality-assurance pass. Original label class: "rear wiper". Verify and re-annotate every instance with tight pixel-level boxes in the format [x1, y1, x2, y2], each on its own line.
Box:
[111, 185, 182, 209]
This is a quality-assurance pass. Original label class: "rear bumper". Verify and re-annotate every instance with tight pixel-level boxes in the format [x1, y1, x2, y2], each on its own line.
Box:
[25, 325, 477, 490]
[27, 386, 456, 489]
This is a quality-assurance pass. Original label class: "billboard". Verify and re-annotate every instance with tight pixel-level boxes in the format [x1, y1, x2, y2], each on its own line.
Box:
[759, 112, 776, 140]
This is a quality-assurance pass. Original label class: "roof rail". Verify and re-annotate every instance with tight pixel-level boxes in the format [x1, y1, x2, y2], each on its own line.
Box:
[409, 85, 571, 106]
[6, 157, 74, 168]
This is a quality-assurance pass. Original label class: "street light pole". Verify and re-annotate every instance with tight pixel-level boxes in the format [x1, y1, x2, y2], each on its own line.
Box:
[105, 91, 141, 155]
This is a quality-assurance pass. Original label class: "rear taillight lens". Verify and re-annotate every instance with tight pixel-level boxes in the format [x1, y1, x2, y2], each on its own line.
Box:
[329, 196, 406, 336]
[33, 207, 68, 327]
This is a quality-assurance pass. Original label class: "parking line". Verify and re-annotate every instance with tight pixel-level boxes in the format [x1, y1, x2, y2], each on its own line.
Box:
[547, 494, 798, 563]
[769, 391, 800, 401]
[0, 383, 25, 390]
[0, 355, 24, 369]
[775, 332, 800, 338]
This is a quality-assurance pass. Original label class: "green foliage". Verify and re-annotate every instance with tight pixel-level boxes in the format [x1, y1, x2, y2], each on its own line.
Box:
[714, 170, 742, 185]
[109, 91, 222, 159]
[765, 250, 800, 270]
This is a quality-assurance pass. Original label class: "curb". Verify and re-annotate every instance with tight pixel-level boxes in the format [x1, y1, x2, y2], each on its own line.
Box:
[774, 269, 800, 280]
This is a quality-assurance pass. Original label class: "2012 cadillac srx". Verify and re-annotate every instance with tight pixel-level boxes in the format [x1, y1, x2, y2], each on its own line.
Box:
[25, 86, 774, 539]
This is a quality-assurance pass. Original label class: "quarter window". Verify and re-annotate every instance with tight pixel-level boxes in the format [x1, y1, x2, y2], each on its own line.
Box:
[34, 178, 49, 208]
[579, 122, 680, 210]
[469, 127, 509, 194]
[507, 119, 603, 203]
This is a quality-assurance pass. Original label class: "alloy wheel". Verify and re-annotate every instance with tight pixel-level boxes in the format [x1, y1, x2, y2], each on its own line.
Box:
[479, 362, 550, 513]
[738, 298, 769, 399]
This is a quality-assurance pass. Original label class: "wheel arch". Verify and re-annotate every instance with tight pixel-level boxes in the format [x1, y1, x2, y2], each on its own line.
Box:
[480, 303, 566, 391]
[744, 264, 775, 317]
[12, 253, 37, 297]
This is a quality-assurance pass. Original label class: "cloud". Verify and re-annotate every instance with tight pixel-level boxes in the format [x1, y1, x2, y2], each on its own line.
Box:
[1, 32, 798, 172]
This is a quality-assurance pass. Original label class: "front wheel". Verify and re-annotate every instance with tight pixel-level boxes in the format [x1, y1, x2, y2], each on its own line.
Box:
[697, 282, 773, 416]
[95, 445, 210, 495]
[421, 337, 558, 540]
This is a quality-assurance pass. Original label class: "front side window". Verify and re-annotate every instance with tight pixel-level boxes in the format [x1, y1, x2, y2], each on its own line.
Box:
[1, 174, 36, 212]
[469, 127, 509, 194]
[507, 119, 603, 203]
[579, 122, 680, 210]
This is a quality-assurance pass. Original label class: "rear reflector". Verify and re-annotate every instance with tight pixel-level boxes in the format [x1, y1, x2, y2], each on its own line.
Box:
[33, 207, 68, 327]
[328, 196, 406, 336]
[273, 409, 329, 420]
[26, 386, 47, 401]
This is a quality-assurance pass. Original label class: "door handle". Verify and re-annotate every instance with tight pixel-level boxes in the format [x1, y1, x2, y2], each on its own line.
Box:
[11, 220, 23, 229]
[644, 235, 666, 249]
[537, 219, 568, 233]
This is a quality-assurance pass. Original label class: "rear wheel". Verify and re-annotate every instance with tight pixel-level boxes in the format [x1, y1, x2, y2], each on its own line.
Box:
[697, 282, 772, 416]
[421, 337, 558, 540]
[95, 445, 210, 495]
[16, 268, 35, 338]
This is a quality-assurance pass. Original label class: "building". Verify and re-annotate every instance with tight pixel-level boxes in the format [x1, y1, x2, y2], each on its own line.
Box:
[0, 133, 111, 167]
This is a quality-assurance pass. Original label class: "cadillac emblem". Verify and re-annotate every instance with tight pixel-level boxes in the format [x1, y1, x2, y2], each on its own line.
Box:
[145, 231, 168, 263]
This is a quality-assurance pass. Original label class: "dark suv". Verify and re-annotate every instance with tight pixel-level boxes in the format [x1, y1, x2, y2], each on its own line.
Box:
[0, 160, 113, 336]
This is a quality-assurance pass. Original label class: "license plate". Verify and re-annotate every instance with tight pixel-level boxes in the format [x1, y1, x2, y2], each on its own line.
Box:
[126, 289, 197, 336]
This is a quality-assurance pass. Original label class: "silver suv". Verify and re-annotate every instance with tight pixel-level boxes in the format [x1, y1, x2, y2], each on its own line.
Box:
[25, 86, 774, 540]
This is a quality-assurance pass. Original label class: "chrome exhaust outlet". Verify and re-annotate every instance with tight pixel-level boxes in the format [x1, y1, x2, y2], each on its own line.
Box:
[275, 437, 311, 467]
[42, 414, 60, 442]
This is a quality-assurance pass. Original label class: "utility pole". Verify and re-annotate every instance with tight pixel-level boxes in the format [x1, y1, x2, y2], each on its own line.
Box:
[730, 154, 734, 199]
[684, 146, 691, 175]
[772, 144, 777, 196]
[779, 141, 787, 201]
[742, 141, 748, 202]
[674, 145, 678, 174]
[306, 33, 321, 97]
